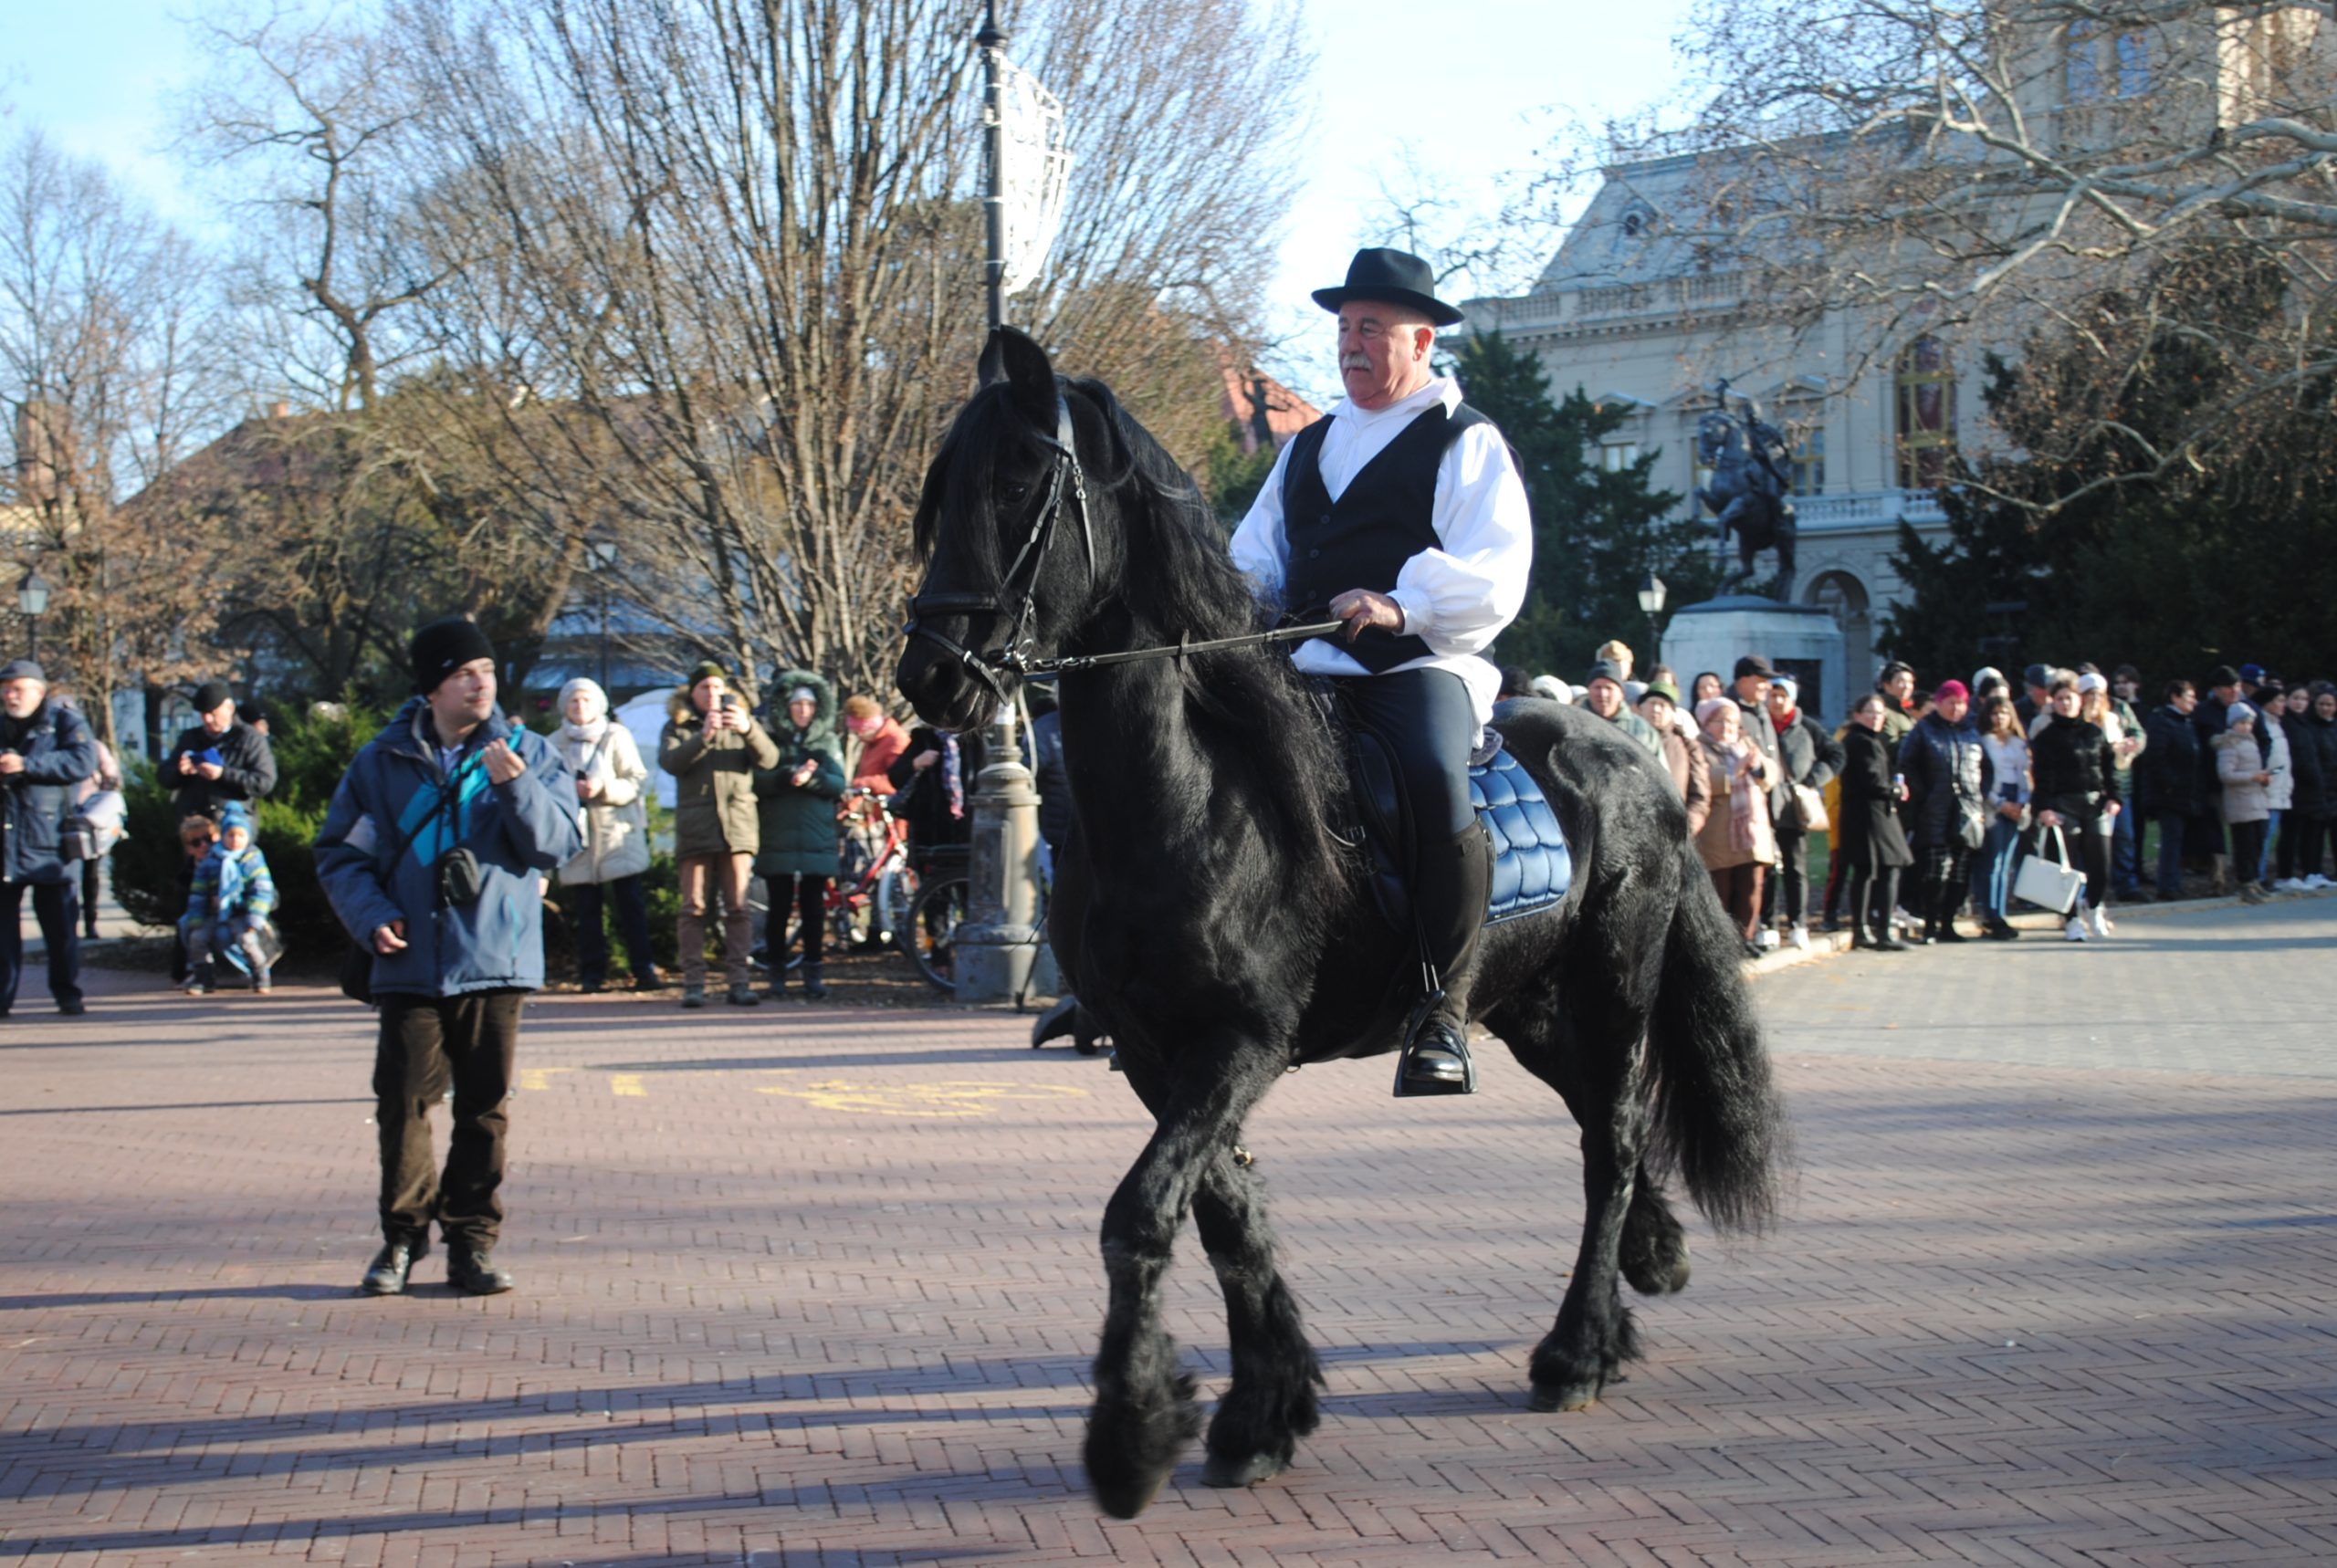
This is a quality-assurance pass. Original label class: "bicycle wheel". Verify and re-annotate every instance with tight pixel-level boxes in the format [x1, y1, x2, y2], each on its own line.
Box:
[832, 889, 876, 951]
[907, 874, 969, 992]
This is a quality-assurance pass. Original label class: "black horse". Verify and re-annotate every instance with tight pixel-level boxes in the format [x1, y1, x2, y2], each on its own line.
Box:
[896, 329, 1787, 1520]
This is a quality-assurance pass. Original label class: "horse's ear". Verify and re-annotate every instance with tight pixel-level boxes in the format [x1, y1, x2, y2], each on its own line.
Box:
[980, 326, 1058, 425]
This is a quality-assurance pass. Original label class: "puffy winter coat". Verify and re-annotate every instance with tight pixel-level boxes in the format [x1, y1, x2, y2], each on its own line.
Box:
[849, 715, 911, 793]
[182, 842, 278, 932]
[1652, 725, 1713, 839]
[2030, 716, 2120, 819]
[552, 718, 653, 886]
[314, 699, 584, 998]
[0, 698, 100, 885]
[1694, 735, 1773, 872]
[2141, 703, 2203, 817]
[1898, 713, 1987, 850]
[660, 688, 781, 858]
[1773, 706, 1843, 831]
[2262, 716, 2295, 813]
[754, 669, 846, 881]
[2215, 731, 2270, 824]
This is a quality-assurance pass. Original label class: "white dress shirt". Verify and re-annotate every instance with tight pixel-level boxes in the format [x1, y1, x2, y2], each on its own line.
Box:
[1229, 376, 1533, 727]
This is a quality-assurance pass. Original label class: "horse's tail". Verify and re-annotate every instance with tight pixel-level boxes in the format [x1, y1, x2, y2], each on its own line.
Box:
[1644, 839, 1789, 1235]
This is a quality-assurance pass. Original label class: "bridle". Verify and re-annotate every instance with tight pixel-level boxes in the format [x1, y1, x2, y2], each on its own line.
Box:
[904, 383, 1344, 705]
[904, 391, 1094, 709]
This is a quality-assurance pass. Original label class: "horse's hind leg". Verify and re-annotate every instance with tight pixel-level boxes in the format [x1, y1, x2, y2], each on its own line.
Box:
[1085, 1040, 1286, 1519]
[1192, 1143, 1322, 1489]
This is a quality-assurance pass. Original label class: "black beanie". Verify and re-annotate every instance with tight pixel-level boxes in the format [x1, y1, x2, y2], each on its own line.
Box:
[2205, 664, 2241, 689]
[411, 617, 498, 695]
[193, 680, 235, 713]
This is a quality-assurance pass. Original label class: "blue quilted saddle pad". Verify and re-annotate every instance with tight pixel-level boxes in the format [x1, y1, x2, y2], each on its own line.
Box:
[1472, 744, 1571, 923]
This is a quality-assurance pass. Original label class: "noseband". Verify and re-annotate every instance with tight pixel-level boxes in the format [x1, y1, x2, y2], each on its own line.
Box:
[905, 391, 1094, 707]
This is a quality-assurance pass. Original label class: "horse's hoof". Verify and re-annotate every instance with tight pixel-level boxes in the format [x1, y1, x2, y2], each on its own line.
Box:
[1200, 1449, 1290, 1489]
[1090, 1466, 1173, 1520]
[1528, 1376, 1604, 1414]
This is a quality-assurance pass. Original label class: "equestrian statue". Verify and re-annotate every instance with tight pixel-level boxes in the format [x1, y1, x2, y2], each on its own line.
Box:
[1694, 380, 1798, 598]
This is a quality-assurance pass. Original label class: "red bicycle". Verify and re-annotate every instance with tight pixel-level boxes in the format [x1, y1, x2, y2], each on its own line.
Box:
[773, 786, 919, 961]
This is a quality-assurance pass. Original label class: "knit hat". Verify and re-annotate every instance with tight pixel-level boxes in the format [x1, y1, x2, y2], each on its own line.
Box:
[1527, 674, 1569, 704]
[1971, 664, 2004, 694]
[1586, 660, 1625, 687]
[558, 677, 608, 725]
[686, 659, 728, 690]
[0, 658, 45, 685]
[2227, 703, 2257, 727]
[2239, 663, 2266, 685]
[2206, 664, 2241, 689]
[1693, 696, 1736, 727]
[1934, 678, 1969, 703]
[410, 617, 497, 695]
[1641, 678, 1681, 706]
[193, 680, 235, 714]
[1772, 674, 1799, 702]
[786, 685, 818, 706]
[219, 802, 254, 836]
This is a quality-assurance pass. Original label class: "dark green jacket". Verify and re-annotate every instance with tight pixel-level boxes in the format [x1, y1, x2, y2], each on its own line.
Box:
[753, 669, 845, 879]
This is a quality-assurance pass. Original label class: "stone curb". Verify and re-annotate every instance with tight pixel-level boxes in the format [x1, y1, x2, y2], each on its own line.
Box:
[1746, 881, 2336, 977]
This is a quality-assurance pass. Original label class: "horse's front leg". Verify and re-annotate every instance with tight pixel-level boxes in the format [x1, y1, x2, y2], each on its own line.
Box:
[1085, 1040, 1285, 1519]
[1192, 1141, 1321, 1489]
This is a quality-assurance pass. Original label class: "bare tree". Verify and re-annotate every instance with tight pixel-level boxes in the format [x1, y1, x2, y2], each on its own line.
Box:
[0, 133, 240, 747]
[374, 0, 1307, 696]
[1543, 1, 2337, 505]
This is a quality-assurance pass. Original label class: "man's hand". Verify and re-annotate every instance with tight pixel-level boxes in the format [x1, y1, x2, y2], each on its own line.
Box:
[911, 748, 940, 772]
[195, 760, 224, 780]
[372, 919, 409, 956]
[177, 754, 196, 776]
[1998, 800, 2024, 821]
[482, 737, 527, 785]
[0, 752, 21, 777]
[2038, 808, 2063, 827]
[1328, 588, 1406, 643]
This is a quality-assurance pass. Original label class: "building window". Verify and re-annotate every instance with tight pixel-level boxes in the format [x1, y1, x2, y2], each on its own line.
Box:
[2066, 20, 2102, 103]
[1600, 440, 1640, 473]
[2114, 31, 2151, 96]
[1895, 337, 1957, 490]
[1787, 423, 1825, 497]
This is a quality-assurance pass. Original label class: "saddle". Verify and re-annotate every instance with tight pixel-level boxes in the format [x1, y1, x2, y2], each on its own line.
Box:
[1326, 687, 1572, 936]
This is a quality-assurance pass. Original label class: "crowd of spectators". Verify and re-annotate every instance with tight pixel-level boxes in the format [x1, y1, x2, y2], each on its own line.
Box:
[1516, 644, 2337, 956]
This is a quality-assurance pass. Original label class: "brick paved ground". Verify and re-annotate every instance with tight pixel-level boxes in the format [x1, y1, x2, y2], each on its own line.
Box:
[3, 900, 2333, 1566]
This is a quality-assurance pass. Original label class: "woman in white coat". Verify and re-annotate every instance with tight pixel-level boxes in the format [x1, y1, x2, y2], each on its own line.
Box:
[553, 678, 661, 991]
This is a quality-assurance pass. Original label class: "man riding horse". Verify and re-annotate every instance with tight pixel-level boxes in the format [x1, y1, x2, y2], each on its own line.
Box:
[1229, 247, 1533, 1097]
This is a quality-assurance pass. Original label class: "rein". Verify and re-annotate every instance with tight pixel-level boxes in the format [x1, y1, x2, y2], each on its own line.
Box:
[906, 385, 1343, 690]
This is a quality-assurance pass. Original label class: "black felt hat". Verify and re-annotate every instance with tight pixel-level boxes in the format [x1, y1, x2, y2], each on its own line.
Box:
[1310, 247, 1463, 328]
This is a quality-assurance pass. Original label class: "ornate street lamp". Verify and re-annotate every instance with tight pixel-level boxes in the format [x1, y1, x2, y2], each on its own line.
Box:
[585, 541, 619, 690]
[17, 568, 51, 664]
[1635, 570, 1667, 659]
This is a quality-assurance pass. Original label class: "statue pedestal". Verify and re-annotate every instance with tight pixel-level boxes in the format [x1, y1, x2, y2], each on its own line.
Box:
[1661, 596, 1850, 722]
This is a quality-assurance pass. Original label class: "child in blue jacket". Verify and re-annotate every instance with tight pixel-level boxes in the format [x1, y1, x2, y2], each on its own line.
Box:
[182, 802, 278, 994]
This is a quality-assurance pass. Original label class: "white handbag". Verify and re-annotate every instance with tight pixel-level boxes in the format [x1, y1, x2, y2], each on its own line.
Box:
[2012, 824, 2087, 915]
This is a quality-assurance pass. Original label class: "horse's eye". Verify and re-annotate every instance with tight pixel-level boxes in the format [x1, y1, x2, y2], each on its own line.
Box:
[1000, 482, 1032, 507]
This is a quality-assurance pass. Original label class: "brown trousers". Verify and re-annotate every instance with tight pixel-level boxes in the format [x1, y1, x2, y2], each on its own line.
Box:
[1709, 863, 1768, 942]
[372, 990, 524, 1250]
[676, 851, 755, 987]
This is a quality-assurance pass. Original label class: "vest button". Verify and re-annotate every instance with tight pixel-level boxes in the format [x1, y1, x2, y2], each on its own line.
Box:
[1308, 548, 1321, 559]
[1319, 514, 1331, 526]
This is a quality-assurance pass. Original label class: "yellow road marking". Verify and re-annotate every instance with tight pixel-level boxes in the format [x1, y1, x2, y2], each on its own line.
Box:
[517, 1067, 575, 1092]
[610, 1073, 647, 1098]
[755, 1080, 1089, 1119]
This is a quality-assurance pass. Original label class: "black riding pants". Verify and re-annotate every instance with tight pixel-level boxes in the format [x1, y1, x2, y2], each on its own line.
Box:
[1336, 668, 1483, 976]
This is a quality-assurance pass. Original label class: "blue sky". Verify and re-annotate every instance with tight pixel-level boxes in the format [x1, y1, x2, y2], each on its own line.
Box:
[0, 0, 1697, 404]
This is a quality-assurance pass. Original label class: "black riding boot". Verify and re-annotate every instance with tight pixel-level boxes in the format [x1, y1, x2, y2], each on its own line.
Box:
[1394, 825, 1493, 1098]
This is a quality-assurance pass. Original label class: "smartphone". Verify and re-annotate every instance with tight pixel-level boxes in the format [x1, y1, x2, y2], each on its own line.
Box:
[719, 694, 739, 711]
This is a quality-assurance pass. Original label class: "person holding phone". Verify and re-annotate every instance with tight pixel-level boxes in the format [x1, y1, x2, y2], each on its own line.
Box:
[659, 660, 780, 1007]
[754, 669, 845, 1000]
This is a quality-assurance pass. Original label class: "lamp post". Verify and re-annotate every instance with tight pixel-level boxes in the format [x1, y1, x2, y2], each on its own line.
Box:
[17, 568, 51, 664]
[585, 541, 619, 691]
[1635, 570, 1667, 665]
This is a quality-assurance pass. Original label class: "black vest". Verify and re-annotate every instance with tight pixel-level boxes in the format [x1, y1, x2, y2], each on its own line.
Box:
[1281, 401, 1491, 674]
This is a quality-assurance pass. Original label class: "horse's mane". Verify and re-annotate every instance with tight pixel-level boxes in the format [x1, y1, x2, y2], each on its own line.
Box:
[916, 374, 1346, 880]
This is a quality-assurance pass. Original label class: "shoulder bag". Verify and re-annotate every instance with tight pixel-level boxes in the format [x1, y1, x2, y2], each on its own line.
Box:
[2012, 823, 2088, 915]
